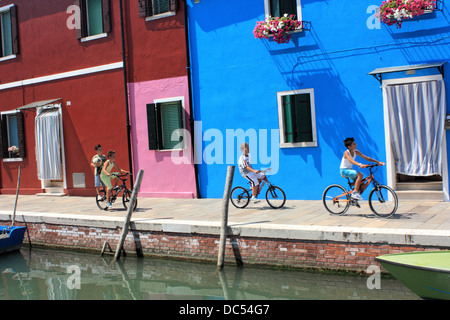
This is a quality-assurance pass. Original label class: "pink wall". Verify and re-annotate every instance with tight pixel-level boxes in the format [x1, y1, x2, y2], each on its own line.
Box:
[128, 76, 197, 198]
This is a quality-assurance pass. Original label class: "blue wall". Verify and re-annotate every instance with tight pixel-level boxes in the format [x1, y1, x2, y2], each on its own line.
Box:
[187, 0, 450, 199]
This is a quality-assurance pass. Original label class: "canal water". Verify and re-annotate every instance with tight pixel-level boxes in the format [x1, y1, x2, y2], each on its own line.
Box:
[0, 247, 418, 300]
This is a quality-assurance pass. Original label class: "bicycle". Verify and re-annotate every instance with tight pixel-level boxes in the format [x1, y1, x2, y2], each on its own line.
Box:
[230, 169, 286, 209]
[96, 173, 137, 211]
[322, 164, 398, 218]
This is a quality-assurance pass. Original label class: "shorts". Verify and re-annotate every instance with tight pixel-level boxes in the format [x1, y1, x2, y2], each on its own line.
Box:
[340, 168, 357, 181]
[243, 171, 265, 187]
[95, 175, 105, 188]
[100, 172, 119, 190]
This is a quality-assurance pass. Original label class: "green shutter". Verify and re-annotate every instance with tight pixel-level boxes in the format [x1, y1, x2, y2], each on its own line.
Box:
[17, 111, 26, 158]
[283, 95, 294, 143]
[270, 0, 280, 17]
[146, 103, 159, 150]
[1, 11, 13, 57]
[87, 0, 103, 36]
[10, 5, 19, 55]
[161, 101, 182, 149]
[0, 115, 6, 158]
[294, 94, 313, 142]
[271, 0, 296, 17]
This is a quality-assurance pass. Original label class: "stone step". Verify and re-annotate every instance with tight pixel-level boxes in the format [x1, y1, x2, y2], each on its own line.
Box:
[36, 187, 66, 197]
[396, 181, 442, 191]
[395, 190, 443, 201]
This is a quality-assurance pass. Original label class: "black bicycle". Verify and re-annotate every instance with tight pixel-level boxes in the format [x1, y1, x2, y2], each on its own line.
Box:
[230, 169, 286, 209]
[96, 173, 137, 211]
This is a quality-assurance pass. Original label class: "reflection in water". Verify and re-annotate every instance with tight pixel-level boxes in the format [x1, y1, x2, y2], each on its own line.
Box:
[0, 248, 419, 300]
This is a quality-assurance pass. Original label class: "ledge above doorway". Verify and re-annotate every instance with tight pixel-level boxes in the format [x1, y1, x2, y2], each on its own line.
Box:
[368, 61, 447, 84]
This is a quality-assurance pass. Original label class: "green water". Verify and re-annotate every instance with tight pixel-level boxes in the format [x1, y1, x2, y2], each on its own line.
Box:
[0, 247, 419, 300]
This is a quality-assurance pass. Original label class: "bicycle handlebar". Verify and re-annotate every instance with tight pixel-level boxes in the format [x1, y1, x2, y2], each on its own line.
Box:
[365, 164, 384, 168]
[110, 172, 131, 178]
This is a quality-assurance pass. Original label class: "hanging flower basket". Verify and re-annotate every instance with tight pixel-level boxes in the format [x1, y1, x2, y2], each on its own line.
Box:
[253, 14, 303, 44]
[377, 0, 437, 28]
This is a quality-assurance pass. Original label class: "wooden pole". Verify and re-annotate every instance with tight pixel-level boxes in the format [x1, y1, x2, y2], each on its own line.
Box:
[114, 170, 144, 261]
[12, 166, 22, 227]
[217, 165, 235, 270]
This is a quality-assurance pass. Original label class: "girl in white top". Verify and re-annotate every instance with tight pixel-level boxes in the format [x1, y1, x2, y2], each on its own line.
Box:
[340, 137, 385, 200]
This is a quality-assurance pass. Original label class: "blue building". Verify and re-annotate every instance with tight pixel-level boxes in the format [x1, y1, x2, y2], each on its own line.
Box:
[186, 0, 450, 201]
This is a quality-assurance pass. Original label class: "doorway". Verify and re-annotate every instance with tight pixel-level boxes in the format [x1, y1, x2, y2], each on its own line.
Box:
[35, 105, 66, 196]
[382, 75, 448, 201]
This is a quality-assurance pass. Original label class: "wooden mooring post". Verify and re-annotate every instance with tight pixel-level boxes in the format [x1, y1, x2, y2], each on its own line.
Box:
[217, 165, 235, 270]
[12, 166, 22, 227]
[113, 169, 144, 261]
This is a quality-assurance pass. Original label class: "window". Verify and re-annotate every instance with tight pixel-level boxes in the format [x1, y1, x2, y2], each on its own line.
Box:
[86, 0, 103, 36]
[0, 111, 26, 160]
[0, 4, 19, 59]
[138, 0, 179, 20]
[75, 0, 111, 40]
[264, 0, 302, 19]
[277, 89, 317, 148]
[146, 99, 185, 150]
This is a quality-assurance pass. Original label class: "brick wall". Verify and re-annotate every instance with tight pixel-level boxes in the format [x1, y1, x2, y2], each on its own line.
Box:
[7, 220, 445, 272]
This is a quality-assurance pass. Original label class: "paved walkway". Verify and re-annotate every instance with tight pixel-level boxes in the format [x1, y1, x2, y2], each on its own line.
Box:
[1, 195, 450, 229]
[1, 195, 450, 246]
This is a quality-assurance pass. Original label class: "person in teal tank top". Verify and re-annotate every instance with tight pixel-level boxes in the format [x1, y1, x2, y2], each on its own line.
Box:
[101, 150, 130, 208]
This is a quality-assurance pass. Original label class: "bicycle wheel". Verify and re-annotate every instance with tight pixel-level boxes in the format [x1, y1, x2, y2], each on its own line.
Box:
[322, 184, 350, 215]
[368, 185, 398, 218]
[96, 189, 108, 210]
[230, 186, 250, 209]
[123, 189, 138, 211]
[266, 186, 286, 209]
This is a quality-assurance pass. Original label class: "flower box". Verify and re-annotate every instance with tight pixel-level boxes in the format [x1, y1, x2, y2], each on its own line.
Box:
[7, 146, 19, 158]
[253, 14, 304, 44]
[377, 0, 438, 28]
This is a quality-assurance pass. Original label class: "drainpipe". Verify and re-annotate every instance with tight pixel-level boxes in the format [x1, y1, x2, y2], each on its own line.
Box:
[119, 0, 134, 188]
[184, 0, 201, 198]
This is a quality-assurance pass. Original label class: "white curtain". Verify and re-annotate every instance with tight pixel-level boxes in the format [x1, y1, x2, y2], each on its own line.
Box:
[35, 108, 62, 180]
[384, 80, 446, 176]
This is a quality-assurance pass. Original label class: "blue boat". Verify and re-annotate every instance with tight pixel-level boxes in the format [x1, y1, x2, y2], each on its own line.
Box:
[0, 226, 27, 255]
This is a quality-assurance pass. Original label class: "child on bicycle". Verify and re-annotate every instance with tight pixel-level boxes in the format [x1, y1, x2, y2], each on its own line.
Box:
[340, 137, 385, 200]
[91, 144, 107, 200]
[238, 143, 264, 203]
[101, 150, 130, 208]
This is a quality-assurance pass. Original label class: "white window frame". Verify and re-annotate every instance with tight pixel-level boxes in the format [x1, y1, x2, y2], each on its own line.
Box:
[277, 88, 317, 148]
[264, 0, 302, 20]
[0, 4, 16, 62]
[153, 96, 186, 152]
[1, 109, 23, 162]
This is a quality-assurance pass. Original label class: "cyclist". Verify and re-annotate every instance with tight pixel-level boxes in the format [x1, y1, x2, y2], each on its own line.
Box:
[238, 142, 264, 203]
[340, 137, 384, 200]
[101, 150, 130, 208]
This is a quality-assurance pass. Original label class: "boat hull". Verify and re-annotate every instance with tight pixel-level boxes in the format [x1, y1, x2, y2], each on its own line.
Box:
[0, 226, 27, 255]
[376, 251, 450, 300]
